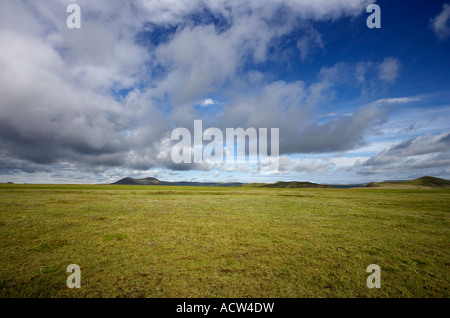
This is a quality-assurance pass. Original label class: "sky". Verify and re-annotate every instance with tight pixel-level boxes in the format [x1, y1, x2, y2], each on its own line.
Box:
[0, 0, 449, 184]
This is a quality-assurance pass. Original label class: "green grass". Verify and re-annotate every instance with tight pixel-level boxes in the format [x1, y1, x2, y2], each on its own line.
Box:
[0, 184, 449, 297]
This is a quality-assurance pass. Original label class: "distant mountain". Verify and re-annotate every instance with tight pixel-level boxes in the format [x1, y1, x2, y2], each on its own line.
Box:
[244, 181, 330, 188]
[113, 177, 328, 188]
[112, 177, 242, 187]
[112, 176, 450, 189]
[365, 176, 450, 189]
[112, 177, 161, 185]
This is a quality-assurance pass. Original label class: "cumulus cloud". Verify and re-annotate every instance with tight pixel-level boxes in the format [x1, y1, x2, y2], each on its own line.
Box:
[150, 0, 374, 105]
[217, 63, 389, 155]
[378, 57, 401, 85]
[154, 24, 238, 104]
[430, 3, 450, 40]
[358, 131, 450, 175]
[0, 0, 395, 178]
[283, 104, 388, 154]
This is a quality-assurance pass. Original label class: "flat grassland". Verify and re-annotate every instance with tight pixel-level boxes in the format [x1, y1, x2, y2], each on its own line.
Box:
[0, 184, 448, 297]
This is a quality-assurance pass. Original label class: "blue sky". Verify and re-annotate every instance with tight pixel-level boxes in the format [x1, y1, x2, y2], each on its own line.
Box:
[0, 0, 449, 184]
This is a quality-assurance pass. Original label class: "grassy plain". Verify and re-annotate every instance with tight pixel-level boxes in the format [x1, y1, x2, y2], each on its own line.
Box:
[0, 184, 448, 297]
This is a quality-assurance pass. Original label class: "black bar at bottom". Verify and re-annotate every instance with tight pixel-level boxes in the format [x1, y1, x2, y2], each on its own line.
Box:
[0, 298, 444, 315]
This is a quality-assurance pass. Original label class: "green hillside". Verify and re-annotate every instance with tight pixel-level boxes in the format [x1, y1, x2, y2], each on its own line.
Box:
[113, 177, 162, 185]
[366, 176, 450, 189]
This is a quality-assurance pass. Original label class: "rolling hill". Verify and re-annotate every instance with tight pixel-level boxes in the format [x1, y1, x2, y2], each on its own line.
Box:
[112, 177, 161, 185]
[365, 176, 450, 189]
[111, 176, 450, 189]
[245, 181, 331, 188]
[112, 177, 242, 187]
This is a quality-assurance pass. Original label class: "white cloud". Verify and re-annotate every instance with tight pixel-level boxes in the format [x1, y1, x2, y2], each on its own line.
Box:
[374, 97, 420, 105]
[378, 57, 400, 85]
[430, 3, 450, 40]
[154, 24, 238, 104]
[201, 98, 218, 107]
[358, 131, 450, 175]
[149, 0, 375, 104]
